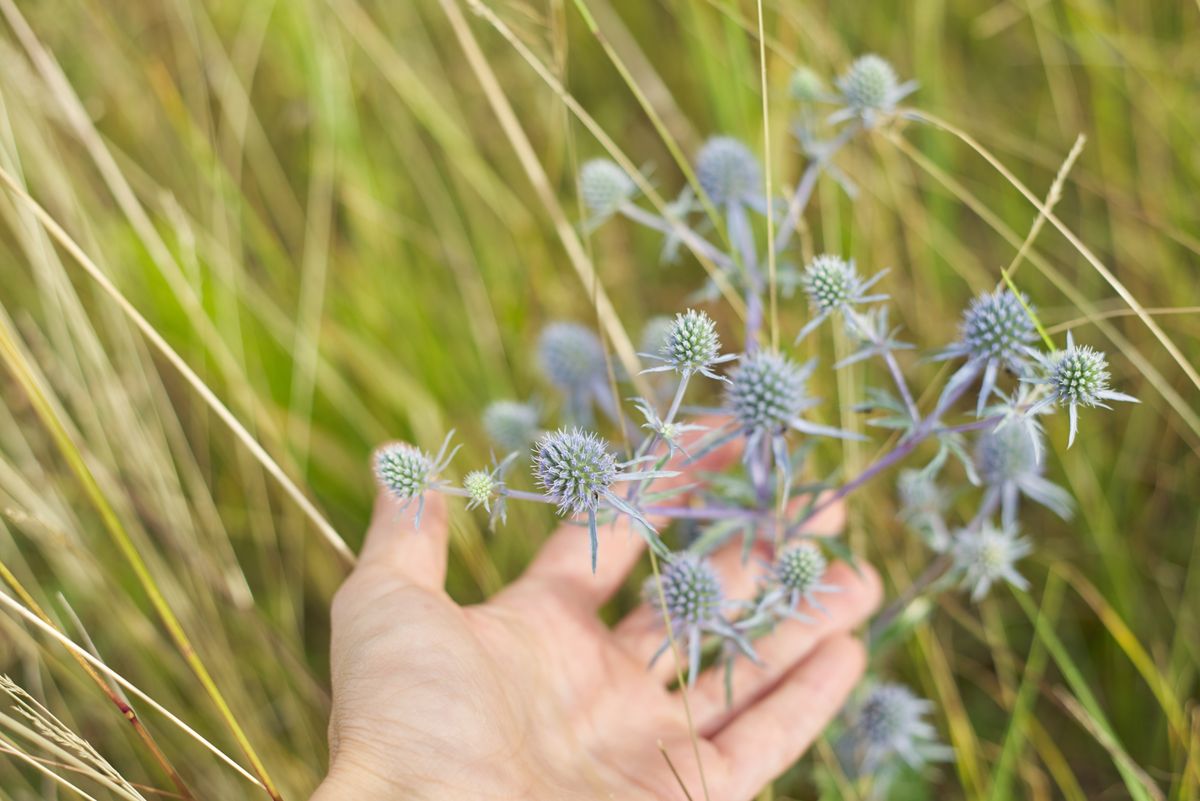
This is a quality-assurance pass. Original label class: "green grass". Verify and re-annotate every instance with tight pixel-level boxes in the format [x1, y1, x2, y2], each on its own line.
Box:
[0, 0, 1197, 798]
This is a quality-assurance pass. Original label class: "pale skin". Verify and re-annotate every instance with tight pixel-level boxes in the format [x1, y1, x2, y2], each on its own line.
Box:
[313, 434, 881, 801]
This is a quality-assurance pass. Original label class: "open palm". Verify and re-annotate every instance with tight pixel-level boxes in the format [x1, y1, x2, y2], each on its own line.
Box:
[315, 442, 880, 801]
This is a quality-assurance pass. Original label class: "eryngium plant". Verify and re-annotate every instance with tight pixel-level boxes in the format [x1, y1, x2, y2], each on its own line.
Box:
[374, 54, 1138, 792]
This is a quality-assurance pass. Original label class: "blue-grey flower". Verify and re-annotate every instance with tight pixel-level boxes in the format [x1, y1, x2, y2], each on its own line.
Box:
[830, 55, 918, 126]
[795, 255, 888, 342]
[641, 309, 736, 380]
[644, 553, 758, 686]
[935, 289, 1039, 417]
[482, 400, 541, 454]
[537, 322, 612, 426]
[765, 543, 839, 617]
[373, 432, 458, 526]
[579, 158, 636, 219]
[789, 66, 826, 102]
[696, 136, 762, 209]
[1027, 331, 1139, 447]
[534, 428, 676, 572]
[897, 469, 951, 552]
[726, 351, 861, 442]
[720, 351, 863, 489]
[975, 417, 1073, 527]
[951, 521, 1032, 600]
[462, 452, 518, 530]
[844, 682, 952, 774]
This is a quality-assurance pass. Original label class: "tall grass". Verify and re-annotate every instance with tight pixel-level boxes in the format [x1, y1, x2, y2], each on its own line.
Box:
[0, 0, 1196, 798]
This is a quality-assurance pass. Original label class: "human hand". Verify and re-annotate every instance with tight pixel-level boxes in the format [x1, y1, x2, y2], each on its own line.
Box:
[313, 438, 881, 801]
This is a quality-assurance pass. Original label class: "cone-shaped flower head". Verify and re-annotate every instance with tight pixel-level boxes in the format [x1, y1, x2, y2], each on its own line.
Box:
[976, 420, 1041, 486]
[951, 521, 1031, 600]
[726, 351, 809, 434]
[647, 553, 723, 627]
[838, 55, 899, 112]
[960, 290, 1036, 368]
[768, 543, 838, 614]
[1029, 332, 1138, 446]
[850, 683, 950, 772]
[374, 443, 431, 501]
[538, 322, 606, 392]
[935, 290, 1038, 417]
[579, 159, 635, 216]
[533, 428, 617, 517]
[802, 254, 863, 314]
[463, 469, 497, 508]
[696, 136, 761, 207]
[483, 400, 540, 454]
[1048, 341, 1113, 407]
[789, 66, 825, 102]
[776, 543, 827, 597]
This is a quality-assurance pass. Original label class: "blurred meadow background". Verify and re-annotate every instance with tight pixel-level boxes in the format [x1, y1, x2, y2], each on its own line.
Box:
[0, 0, 1197, 798]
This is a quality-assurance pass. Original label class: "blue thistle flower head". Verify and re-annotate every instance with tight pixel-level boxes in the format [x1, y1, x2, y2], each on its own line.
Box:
[935, 290, 1038, 417]
[696, 136, 762, 207]
[1046, 340, 1114, 408]
[374, 443, 432, 501]
[533, 428, 617, 516]
[959, 289, 1036, 369]
[373, 432, 458, 526]
[538, 322, 606, 392]
[775, 543, 827, 596]
[838, 55, 899, 112]
[830, 55, 917, 128]
[579, 159, 635, 217]
[789, 66, 825, 102]
[646, 553, 724, 627]
[951, 521, 1032, 601]
[849, 682, 951, 773]
[641, 309, 736, 380]
[975, 419, 1041, 486]
[482, 400, 540, 454]
[726, 351, 811, 434]
[664, 309, 721, 371]
[1028, 332, 1139, 446]
[463, 469, 497, 508]
[802, 254, 861, 313]
[766, 543, 839, 616]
